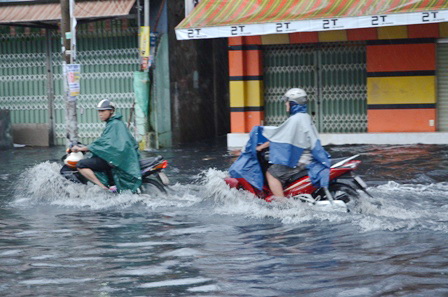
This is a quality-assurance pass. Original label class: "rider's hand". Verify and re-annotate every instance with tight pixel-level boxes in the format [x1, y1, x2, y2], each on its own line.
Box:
[256, 141, 270, 151]
[71, 145, 87, 153]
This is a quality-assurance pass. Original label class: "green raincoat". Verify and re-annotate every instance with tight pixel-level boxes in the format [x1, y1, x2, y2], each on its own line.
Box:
[88, 113, 142, 192]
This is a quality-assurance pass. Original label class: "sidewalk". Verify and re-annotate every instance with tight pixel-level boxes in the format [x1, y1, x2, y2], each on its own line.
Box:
[227, 132, 448, 148]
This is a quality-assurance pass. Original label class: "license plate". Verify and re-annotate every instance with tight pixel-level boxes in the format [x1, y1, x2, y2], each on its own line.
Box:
[158, 172, 170, 185]
[354, 175, 367, 189]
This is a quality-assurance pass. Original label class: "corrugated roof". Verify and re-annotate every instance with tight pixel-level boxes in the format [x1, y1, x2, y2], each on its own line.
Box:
[0, 0, 135, 24]
[176, 0, 448, 40]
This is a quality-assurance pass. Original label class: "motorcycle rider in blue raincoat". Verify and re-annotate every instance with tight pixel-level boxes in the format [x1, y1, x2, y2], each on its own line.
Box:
[229, 88, 331, 197]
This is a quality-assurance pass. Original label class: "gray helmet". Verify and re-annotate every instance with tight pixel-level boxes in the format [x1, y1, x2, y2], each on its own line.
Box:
[96, 99, 115, 111]
[282, 88, 308, 104]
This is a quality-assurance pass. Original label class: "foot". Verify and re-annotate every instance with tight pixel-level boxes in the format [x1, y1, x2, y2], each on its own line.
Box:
[108, 185, 118, 193]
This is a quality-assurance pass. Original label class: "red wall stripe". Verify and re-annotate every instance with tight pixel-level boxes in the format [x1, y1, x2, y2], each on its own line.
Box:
[367, 43, 436, 73]
[289, 32, 319, 43]
[407, 23, 440, 38]
[347, 28, 378, 41]
[368, 109, 436, 132]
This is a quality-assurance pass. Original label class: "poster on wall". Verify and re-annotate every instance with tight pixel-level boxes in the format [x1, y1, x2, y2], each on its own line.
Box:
[65, 64, 81, 101]
[185, 0, 201, 17]
[139, 26, 150, 70]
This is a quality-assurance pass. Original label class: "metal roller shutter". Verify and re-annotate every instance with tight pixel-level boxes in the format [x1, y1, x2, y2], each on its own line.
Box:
[0, 21, 139, 145]
[263, 42, 367, 133]
[437, 43, 448, 131]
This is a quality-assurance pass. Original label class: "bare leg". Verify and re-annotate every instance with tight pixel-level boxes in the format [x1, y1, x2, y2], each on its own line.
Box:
[266, 171, 285, 197]
[78, 168, 108, 190]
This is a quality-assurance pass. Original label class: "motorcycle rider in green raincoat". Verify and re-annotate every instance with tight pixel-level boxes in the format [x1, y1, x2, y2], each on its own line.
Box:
[71, 99, 142, 192]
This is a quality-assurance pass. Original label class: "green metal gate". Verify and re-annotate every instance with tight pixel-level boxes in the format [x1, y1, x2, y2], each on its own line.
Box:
[0, 20, 139, 145]
[263, 42, 367, 133]
[0, 28, 49, 125]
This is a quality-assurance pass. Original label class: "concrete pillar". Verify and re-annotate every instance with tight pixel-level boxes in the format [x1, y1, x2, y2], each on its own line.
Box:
[228, 36, 264, 133]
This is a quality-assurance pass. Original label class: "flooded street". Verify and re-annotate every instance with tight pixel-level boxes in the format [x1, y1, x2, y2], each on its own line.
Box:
[1, 140, 448, 296]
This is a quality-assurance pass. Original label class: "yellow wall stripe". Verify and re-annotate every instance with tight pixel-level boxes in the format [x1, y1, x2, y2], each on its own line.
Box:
[440, 23, 448, 37]
[230, 81, 264, 107]
[245, 80, 264, 107]
[261, 34, 290, 45]
[230, 81, 245, 107]
[367, 76, 436, 105]
[319, 30, 348, 42]
[377, 26, 408, 39]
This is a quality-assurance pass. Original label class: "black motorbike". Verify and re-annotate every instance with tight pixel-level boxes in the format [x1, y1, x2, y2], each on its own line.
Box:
[60, 146, 170, 194]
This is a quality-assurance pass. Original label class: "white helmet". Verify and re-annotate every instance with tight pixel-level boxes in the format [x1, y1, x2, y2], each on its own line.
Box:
[96, 99, 115, 111]
[282, 88, 308, 104]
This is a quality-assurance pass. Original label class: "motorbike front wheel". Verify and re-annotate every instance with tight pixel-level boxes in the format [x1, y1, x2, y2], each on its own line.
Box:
[140, 177, 167, 195]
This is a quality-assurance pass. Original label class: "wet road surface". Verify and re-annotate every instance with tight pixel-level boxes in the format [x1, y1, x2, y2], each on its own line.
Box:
[1, 140, 448, 296]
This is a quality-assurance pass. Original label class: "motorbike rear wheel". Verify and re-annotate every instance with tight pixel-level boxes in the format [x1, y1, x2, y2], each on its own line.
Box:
[140, 177, 167, 195]
[328, 182, 360, 210]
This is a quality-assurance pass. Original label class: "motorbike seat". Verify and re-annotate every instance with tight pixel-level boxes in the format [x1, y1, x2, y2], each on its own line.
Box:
[284, 169, 308, 186]
[139, 156, 163, 169]
[331, 157, 347, 166]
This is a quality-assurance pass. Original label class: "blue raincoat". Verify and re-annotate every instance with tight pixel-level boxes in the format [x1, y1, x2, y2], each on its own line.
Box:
[229, 104, 331, 190]
[228, 126, 267, 190]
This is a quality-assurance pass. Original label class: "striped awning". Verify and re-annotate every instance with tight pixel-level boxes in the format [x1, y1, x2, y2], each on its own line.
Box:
[176, 0, 448, 40]
[0, 0, 135, 26]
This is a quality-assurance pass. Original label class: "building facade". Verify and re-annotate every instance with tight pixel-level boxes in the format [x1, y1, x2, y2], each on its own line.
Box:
[228, 24, 448, 134]
[0, 0, 229, 147]
[175, 0, 448, 146]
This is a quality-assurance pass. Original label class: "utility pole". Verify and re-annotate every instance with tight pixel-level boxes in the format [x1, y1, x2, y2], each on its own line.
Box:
[144, 0, 150, 28]
[45, 29, 55, 146]
[60, 0, 78, 143]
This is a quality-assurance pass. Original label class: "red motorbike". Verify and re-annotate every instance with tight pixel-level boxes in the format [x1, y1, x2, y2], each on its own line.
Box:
[225, 154, 372, 211]
[60, 143, 170, 194]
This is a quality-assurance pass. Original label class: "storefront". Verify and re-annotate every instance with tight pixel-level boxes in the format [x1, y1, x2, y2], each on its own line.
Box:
[0, 0, 138, 146]
[176, 0, 448, 146]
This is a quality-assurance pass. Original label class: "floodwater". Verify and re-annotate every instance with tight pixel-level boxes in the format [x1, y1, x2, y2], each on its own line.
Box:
[1, 140, 448, 297]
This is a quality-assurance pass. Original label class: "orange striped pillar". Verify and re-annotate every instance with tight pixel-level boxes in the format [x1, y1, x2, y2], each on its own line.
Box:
[228, 36, 264, 133]
[367, 28, 438, 132]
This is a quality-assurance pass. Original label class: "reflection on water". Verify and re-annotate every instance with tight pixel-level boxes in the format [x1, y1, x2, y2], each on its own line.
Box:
[1, 141, 448, 296]
[330, 144, 448, 184]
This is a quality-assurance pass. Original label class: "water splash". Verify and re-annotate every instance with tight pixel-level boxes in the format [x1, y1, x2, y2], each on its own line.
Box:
[198, 169, 448, 232]
[200, 168, 351, 224]
[11, 163, 448, 232]
[12, 162, 202, 210]
[356, 181, 448, 232]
